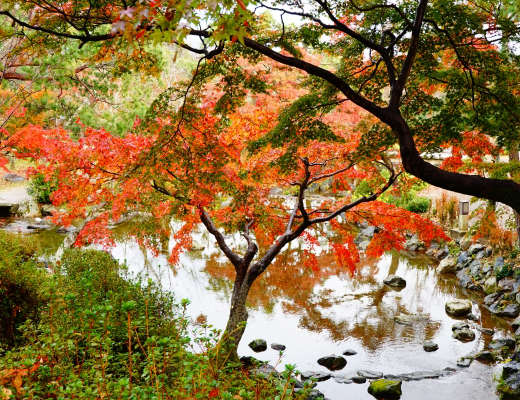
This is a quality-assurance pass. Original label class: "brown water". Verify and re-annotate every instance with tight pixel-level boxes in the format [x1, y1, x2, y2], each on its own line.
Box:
[3, 219, 512, 399]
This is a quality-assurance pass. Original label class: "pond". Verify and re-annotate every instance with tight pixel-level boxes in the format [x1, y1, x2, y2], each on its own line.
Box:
[3, 217, 512, 400]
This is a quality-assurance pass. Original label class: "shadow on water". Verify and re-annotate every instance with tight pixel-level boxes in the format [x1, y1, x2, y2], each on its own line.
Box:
[2, 219, 510, 400]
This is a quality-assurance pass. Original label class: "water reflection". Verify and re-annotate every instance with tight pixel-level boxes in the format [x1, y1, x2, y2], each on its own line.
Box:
[3, 219, 511, 400]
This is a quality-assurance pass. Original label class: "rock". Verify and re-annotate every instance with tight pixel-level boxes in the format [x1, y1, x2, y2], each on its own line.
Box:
[491, 303, 520, 318]
[445, 299, 472, 316]
[250, 364, 279, 378]
[482, 263, 493, 274]
[453, 328, 476, 342]
[317, 355, 347, 371]
[300, 371, 332, 382]
[405, 371, 442, 380]
[56, 225, 78, 234]
[503, 362, 520, 379]
[352, 375, 367, 383]
[468, 243, 485, 256]
[342, 349, 357, 356]
[460, 239, 471, 251]
[467, 313, 479, 321]
[358, 370, 384, 379]
[271, 343, 286, 351]
[426, 248, 437, 257]
[476, 327, 495, 336]
[484, 292, 503, 305]
[515, 327, 520, 341]
[248, 339, 267, 352]
[27, 224, 52, 230]
[334, 374, 366, 384]
[423, 341, 438, 352]
[494, 257, 505, 271]
[3, 173, 25, 182]
[489, 338, 516, 350]
[361, 226, 377, 237]
[452, 322, 470, 331]
[333, 376, 353, 384]
[485, 247, 493, 257]
[512, 316, 520, 330]
[437, 256, 457, 274]
[457, 251, 468, 264]
[462, 351, 479, 360]
[475, 250, 486, 260]
[499, 278, 515, 291]
[367, 379, 402, 398]
[483, 277, 498, 294]
[476, 351, 494, 362]
[457, 358, 472, 367]
[456, 269, 474, 289]
[383, 275, 406, 287]
[359, 240, 371, 251]
[469, 260, 482, 276]
[435, 247, 449, 260]
[395, 313, 429, 325]
[239, 356, 259, 367]
[504, 372, 520, 397]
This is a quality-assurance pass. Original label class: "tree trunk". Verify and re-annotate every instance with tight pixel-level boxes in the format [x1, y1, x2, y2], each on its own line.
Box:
[218, 276, 253, 362]
[509, 147, 520, 247]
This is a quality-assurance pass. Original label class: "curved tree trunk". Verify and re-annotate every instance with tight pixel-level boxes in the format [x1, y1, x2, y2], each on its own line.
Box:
[509, 147, 520, 247]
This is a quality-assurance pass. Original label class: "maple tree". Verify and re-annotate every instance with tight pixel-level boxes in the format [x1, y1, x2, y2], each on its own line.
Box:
[9, 58, 448, 356]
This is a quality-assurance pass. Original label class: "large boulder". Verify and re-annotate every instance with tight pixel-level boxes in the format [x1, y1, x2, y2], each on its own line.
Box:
[383, 275, 406, 287]
[317, 355, 347, 371]
[368, 379, 402, 398]
[437, 256, 457, 274]
[248, 339, 267, 352]
[499, 278, 515, 292]
[483, 277, 498, 294]
[489, 338, 516, 350]
[488, 302, 520, 318]
[445, 299, 472, 316]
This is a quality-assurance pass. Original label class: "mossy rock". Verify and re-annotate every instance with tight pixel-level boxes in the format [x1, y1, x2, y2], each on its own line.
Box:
[368, 379, 402, 398]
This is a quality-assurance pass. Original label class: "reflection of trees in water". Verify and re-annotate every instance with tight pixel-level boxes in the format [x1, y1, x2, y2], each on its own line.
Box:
[202, 244, 454, 347]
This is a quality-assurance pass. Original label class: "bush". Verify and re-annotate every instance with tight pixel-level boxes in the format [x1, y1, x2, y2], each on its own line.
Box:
[27, 173, 57, 204]
[405, 197, 431, 213]
[0, 249, 312, 400]
[0, 231, 47, 348]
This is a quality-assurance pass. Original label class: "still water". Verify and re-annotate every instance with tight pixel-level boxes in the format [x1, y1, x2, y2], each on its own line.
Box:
[8, 219, 513, 399]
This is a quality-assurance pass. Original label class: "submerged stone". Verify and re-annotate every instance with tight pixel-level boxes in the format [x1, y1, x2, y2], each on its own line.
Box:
[358, 370, 384, 379]
[300, 371, 332, 382]
[394, 313, 429, 325]
[271, 343, 286, 351]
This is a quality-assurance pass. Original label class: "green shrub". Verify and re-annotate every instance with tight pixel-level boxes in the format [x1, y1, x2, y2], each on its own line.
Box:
[1, 249, 312, 400]
[496, 263, 514, 281]
[0, 231, 47, 348]
[27, 173, 57, 204]
[406, 197, 431, 213]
